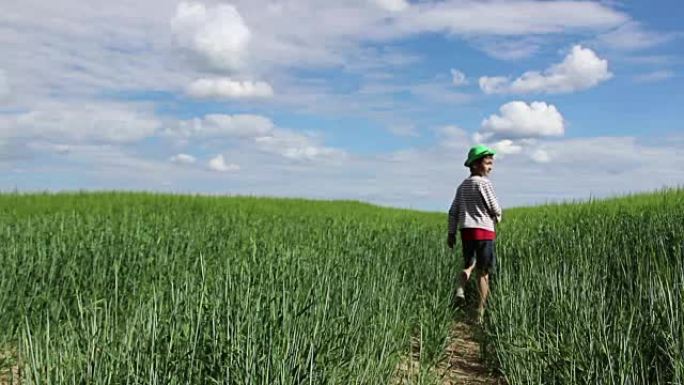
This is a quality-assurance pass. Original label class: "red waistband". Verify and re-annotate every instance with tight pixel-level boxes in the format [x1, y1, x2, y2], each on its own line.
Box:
[460, 228, 496, 241]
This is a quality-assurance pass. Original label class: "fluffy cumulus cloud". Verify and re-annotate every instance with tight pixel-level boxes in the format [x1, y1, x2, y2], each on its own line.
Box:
[170, 153, 196, 164]
[165, 114, 274, 139]
[479, 101, 565, 141]
[0, 103, 160, 144]
[186, 78, 273, 99]
[490, 139, 523, 155]
[487, 138, 554, 163]
[208, 154, 240, 172]
[450, 69, 467, 87]
[171, 2, 251, 72]
[479, 45, 612, 94]
[472, 102, 565, 163]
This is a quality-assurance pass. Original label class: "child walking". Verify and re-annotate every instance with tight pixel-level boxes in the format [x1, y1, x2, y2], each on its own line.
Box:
[447, 145, 502, 322]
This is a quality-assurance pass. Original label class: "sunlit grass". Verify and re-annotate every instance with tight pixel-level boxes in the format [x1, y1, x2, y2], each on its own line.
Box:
[485, 188, 684, 384]
[0, 189, 681, 384]
[0, 192, 453, 385]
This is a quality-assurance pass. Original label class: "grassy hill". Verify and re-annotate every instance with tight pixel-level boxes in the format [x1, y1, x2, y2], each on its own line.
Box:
[0, 190, 682, 384]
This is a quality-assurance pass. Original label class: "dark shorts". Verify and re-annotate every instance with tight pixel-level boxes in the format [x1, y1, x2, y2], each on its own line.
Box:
[462, 239, 496, 274]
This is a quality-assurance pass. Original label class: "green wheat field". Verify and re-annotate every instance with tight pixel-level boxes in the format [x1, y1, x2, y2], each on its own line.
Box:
[0, 190, 682, 384]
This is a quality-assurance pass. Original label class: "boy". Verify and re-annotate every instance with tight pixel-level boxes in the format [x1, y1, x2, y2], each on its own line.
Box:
[447, 144, 502, 322]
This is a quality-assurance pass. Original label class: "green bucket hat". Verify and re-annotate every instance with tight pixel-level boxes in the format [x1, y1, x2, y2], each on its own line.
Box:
[464, 144, 496, 167]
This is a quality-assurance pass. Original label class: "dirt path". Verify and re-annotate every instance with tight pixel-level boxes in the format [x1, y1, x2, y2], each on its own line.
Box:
[0, 349, 20, 385]
[436, 320, 500, 385]
[393, 318, 502, 385]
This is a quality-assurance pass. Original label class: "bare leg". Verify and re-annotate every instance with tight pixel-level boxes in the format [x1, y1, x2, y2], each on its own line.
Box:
[477, 272, 490, 322]
[454, 259, 476, 307]
[460, 260, 476, 289]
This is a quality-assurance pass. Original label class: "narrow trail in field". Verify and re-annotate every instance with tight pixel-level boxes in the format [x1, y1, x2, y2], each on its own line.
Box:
[393, 318, 502, 385]
[436, 320, 500, 385]
[0, 349, 20, 385]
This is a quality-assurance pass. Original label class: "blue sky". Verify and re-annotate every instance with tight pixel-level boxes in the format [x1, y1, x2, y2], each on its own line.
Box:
[1, 0, 683, 210]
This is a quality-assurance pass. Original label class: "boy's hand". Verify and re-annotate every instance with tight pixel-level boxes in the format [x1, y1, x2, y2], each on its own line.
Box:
[447, 233, 456, 249]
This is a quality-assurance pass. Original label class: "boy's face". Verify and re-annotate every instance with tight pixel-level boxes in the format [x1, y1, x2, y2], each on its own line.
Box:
[474, 156, 494, 176]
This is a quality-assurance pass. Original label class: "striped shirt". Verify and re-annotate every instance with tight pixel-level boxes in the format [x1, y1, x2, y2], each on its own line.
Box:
[448, 175, 502, 234]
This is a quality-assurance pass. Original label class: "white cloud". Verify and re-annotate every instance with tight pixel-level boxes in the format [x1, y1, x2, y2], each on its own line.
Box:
[633, 70, 675, 84]
[394, 1, 626, 36]
[0, 0, 195, 106]
[491, 139, 523, 155]
[530, 149, 551, 163]
[436, 125, 470, 150]
[6, 131, 684, 211]
[478, 76, 509, 94]
[479, 101, 565, 141]
[1, 0, 629, 109]
[0, 69, 9, 100]
[598, 22, 676, 51]
[486, 135, 684, 206]
[450, 69, 467, 87]
[163, 112, 345, 162]
[186, 78, 274, 99]
[0, 103, 160, 144]
[526, 137, 644, 170]
[195, 0, 627, 71]
[171, 2, 251, 72]
[165, 114, 274, 139]
[409, 82, 472, 104]
[469, 37, 542, 60]
[373, 0, 409, 12]
[162, 111, 345, 162]
[54, 144, 71, 154]
[170, 153, 196, 164]
[344, 47, 422, 72]
[479, 45, 612, 94]
[255, 131, 346, 162]
[386, 124, 419, 137]
[208, 154, 240, 172]
[5, 0, 681, 210]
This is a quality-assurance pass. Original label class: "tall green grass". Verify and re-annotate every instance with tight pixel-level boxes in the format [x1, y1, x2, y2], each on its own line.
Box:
[486, 189, 684, 384]
[0, 192, 454, 385]
[1, 189, 682, 384]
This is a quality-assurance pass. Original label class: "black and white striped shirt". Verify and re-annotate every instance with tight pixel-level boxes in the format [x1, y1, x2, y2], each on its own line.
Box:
[448, 175, 502, 234]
